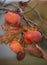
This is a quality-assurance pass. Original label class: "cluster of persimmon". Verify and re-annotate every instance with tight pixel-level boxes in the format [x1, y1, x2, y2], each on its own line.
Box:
[4, 11, 42, 60]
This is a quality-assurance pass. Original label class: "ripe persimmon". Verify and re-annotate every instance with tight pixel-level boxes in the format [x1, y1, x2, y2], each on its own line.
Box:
[9, 41, 23, 53]
[9, 40, 25, 61]
[5, 12, 21, 26]
[24, 31, 42, 43]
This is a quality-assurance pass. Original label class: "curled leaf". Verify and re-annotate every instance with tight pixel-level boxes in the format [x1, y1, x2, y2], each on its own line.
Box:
[0, 27, 24, 44]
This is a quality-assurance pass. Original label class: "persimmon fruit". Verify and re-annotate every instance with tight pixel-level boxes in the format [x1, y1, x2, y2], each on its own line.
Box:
[9, 41, 25, 61]
[5, 12, 21, 26]
[24, 31, 42, 43]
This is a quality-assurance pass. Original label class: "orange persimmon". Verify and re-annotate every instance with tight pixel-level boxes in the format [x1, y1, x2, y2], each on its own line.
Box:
[24, 31, 42, 43]
[9, 41, 25, 61]
[5, 12, 21, 26]
[9, 41, 23, 53]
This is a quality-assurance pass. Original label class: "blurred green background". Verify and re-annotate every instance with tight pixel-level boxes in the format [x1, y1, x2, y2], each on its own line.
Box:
[0, 1, 47, 65]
